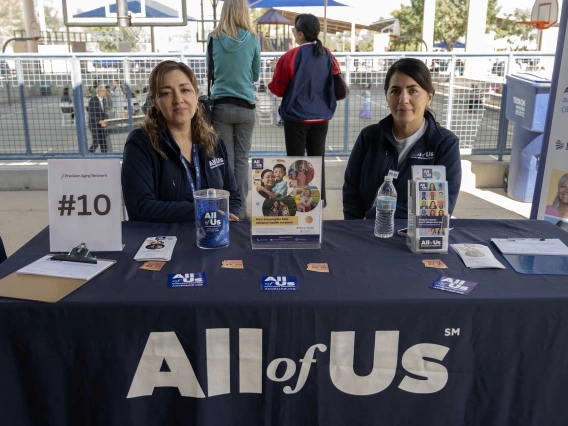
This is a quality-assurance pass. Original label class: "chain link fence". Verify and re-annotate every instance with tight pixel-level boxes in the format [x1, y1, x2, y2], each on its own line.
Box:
[0, 52, 555, 159]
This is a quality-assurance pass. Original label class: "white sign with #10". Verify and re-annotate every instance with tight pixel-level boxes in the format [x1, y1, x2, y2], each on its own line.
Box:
[48, 159, 122, 252]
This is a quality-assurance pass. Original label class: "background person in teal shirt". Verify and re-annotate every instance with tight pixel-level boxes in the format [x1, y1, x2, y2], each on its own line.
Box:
[207, 0, 260, 220]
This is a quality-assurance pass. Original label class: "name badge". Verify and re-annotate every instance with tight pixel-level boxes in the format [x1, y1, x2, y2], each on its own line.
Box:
[168, 272, 206, 288]
[260, 276, 299, 291]
[387, 169, 399, 179]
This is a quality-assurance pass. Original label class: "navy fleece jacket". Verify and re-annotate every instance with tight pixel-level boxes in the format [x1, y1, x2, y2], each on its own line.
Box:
[343, 111, 462, 220]
[122, 128, 241, 222]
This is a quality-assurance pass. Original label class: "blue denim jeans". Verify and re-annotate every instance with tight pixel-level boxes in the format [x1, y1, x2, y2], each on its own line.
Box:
[212, 103, 256, 219]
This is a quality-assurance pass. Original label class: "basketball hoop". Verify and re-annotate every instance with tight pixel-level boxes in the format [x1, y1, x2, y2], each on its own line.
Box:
[390, 35, 399, 40]
[30, 21, 41, 41]
[516, 0, 558, 30]
[516, 20, 550, 30]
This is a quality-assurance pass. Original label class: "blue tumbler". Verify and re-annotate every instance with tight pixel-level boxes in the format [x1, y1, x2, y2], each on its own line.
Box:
[194, 188, 230, 249]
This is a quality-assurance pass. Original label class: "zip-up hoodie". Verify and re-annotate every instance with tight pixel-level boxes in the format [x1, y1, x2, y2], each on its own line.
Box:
[121, 128, 241, 222]
[207, 29, 260, 105]
[268, 43, 341, 122]
[343, 111, 462, 220]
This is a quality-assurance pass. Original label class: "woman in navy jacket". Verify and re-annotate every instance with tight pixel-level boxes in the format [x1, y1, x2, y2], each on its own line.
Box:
[122, 61, 241, 222]
[343, 58, 461, 220]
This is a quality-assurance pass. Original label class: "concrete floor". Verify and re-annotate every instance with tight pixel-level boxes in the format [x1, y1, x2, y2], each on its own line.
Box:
[0, 187, 530, 257]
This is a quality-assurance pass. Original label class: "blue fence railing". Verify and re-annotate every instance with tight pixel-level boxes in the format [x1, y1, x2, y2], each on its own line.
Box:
[0, 52, 555, 160]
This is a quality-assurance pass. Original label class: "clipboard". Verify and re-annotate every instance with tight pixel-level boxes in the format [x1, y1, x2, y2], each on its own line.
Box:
[0, 257, 116, 303]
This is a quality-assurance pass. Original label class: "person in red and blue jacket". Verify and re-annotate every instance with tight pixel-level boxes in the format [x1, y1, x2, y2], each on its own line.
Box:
[268, 13, 341, 205]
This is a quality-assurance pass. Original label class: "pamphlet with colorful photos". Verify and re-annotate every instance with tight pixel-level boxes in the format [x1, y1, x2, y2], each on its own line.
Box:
[407, 166, 449, 253]
[250, 157, 322, 249]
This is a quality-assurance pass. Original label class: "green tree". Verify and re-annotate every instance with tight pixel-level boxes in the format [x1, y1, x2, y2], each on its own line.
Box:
[90, 27, 146, 52]
[392, 0, 499, 51]
[492, 8, 537, 50]
[44, 4, 64, 33]
[0, 0, 24, 46]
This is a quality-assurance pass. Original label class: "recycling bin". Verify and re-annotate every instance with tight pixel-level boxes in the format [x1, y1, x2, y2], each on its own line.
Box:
[505, 72, 551, 202]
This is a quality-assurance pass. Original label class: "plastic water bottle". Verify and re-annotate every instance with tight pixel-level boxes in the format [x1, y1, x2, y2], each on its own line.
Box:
[374, 176, 397, 238]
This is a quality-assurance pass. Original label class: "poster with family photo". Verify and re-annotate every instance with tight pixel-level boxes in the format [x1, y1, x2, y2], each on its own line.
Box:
[542, 169, 568, 232]
[250, 157, 322, 249]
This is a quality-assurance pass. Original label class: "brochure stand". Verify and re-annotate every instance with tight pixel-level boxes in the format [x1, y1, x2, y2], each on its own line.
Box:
[407, 165, 450, 253]
[250, 156, 322, 249]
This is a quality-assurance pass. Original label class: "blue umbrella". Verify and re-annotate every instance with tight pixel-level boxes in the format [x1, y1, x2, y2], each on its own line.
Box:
[249, 0, 346, 6]
[433, 41, 465, 49]
[74, 0, 189, 19]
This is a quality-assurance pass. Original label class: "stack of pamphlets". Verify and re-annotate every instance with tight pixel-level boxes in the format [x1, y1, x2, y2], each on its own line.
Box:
[451, 244, 506, 269]
[134, 236, 177, 262]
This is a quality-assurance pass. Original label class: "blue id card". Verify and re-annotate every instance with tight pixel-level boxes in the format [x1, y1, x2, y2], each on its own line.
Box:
[168, 273, 206, 288]
[260, 276, 299, 291]
[429, 276, 477, 295]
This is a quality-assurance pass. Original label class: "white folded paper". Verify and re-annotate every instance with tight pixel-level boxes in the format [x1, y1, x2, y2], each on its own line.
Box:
[451, 244, 506, 269]
[490, 238, 568, 256]
[17, 255, 114, 280]
[134, 236, 177, 262]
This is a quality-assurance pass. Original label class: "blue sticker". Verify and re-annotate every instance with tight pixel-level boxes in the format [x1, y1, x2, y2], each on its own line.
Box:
[429, 276, 477, 295]
[252, 158, 264, 170]
[168, 273, 206, 288]
[260, 276, 299, 291]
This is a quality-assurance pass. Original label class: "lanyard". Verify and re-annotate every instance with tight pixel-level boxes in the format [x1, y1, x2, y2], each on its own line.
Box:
[179, 144, 201, 198]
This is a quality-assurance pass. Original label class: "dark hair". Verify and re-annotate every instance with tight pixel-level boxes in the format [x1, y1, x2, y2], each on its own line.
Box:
[384, 58, 435, 96]
[273, 164, 286, 172]
[295, 14, 323, 56]
[143, 61, 217, 159]
[260, 169, 274, 188]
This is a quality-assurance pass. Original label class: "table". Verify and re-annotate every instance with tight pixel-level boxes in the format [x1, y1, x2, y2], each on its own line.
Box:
[1, 219, 568, 425]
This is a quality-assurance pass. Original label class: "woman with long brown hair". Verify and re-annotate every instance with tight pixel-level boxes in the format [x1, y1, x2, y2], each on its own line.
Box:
[121, 60, 241, 222]
[208, 0, 260, 220]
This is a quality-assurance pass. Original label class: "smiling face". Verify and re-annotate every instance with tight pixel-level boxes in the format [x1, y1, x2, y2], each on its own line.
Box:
[558, 177, 568, 206]
[154, 69, 197, 130]
[273, 166, 286, 182]
[386, 71, 433, 133]
[262, 170, 275, 189]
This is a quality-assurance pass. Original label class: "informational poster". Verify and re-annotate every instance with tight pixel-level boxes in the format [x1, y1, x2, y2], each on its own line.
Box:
[48, 159, 122, 252]
[250, 157, 322, 249]
[534, 0, 568, 233]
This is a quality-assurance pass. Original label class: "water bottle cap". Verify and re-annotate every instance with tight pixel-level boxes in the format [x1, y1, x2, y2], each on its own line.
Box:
[384, 176, 393, 181]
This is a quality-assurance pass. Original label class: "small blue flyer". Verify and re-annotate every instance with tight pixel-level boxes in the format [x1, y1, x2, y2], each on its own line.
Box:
[429, 276, 477, 295]
[168, 273, 206, 288]
[260, 276, 299, 291]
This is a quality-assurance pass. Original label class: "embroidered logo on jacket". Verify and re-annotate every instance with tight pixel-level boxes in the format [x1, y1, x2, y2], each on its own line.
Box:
[410, 151, 434, 160]
[209, 158, 224, 169]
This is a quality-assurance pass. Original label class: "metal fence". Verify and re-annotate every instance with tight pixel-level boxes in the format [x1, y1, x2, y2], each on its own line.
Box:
[0, 52, 555, 160]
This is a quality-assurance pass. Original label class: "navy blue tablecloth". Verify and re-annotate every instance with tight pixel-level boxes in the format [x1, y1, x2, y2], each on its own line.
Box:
[1, 219, 568, 426]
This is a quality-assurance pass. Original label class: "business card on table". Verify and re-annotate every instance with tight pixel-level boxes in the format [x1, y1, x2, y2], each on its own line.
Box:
[260, 276, 299, 291]
[168, 273, 206, 288]
[222, 260, 244, 269]
[307, 263, 329, 273]
[429, 276, 477, 295]
[422, 259, 448, 269]
[140, 261, 166, 271]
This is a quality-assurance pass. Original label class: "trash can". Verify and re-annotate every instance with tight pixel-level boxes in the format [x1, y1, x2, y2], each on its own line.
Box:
[505, 72, 551, 202]
[40, 81, 52, 96]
